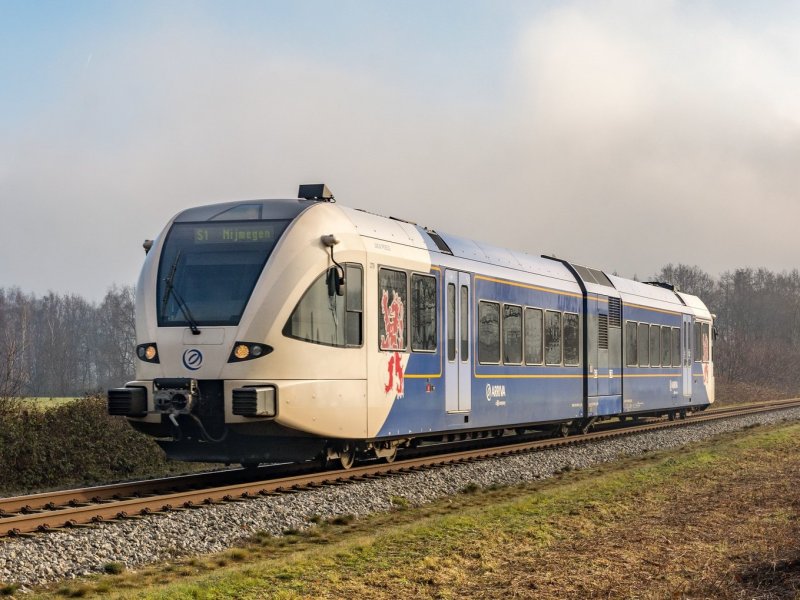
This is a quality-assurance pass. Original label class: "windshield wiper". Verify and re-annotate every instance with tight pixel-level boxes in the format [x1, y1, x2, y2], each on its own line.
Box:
[162, 250, 201, 335]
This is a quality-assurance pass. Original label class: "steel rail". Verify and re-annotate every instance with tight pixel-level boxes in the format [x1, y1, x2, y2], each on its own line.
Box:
[1, 398, 798, 537]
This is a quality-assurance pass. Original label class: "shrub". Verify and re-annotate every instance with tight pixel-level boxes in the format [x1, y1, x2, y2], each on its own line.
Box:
[102, 562, 125, 575]
[0, 395, 174, 493]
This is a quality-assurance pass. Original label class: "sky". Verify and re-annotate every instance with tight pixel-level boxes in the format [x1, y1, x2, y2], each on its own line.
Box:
[1, 0, 799, 301]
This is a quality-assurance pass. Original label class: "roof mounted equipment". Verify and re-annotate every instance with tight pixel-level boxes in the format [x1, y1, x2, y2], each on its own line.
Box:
[298, 183, 335, 202]
[644, 281, 680, 292]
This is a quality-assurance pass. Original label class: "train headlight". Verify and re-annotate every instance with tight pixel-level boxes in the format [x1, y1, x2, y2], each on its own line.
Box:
[228, 342, 272, 363]
[136, 343, 159, 363]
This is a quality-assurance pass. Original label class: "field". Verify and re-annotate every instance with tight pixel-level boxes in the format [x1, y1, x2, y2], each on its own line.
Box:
[25, 419, 799, 599]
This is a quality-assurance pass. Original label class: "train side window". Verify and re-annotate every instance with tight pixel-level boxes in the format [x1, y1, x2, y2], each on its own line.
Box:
[503, 304, 522, 364]
[284, 267, 348, 347]
[478, 301, 501, 364]
[447, 284, 456, 361]
[524, 308, 544, 365]
[649, 325, 660, 367]
[694, 322, 702, 363]
[671, 327, 681, 367]
[563, 312, 580, 366]
[411, 274, 437, 352]
[345, 265, 363, 346]
[378, 268, 407, 351]
[660, 326, 671, 367]
[701, 323, 710, 362]
[545, 310, 562, 365]
[626, 321, 638, 366]
[460, 286, 469, 361]
[637, 323, 650, 366]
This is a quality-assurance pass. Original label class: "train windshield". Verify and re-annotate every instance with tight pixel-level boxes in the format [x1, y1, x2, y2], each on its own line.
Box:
[157, 220, 290, 327]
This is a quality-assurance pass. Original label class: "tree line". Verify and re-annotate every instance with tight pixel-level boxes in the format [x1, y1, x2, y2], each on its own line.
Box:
[0, 286, 135, 398]
[1, 265, 800, 399]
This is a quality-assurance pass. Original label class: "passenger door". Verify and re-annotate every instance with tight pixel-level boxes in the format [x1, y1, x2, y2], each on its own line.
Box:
[682, 314, 693, 398]
[445, 270, 472, 413]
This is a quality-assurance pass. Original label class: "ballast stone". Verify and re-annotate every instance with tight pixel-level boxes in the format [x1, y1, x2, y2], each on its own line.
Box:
[1, 407, 799, 587]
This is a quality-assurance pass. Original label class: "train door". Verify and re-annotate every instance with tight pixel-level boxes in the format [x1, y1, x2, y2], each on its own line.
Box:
[587, 295, 599, 398]
[682, 314, 693, 398]
[445, 270, 472, 413]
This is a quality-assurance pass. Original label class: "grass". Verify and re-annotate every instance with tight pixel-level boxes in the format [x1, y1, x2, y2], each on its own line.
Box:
[29, 420, 800, 599]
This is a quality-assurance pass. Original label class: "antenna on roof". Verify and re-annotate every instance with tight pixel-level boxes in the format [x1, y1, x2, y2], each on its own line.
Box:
[298, 183, 335, 202]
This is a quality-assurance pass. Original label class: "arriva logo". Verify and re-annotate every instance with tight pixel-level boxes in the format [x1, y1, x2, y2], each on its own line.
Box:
[486, 384, 506, 401]
[182, 349, 203, 371]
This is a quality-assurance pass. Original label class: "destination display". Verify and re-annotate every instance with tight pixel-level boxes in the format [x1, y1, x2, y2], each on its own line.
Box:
[193, 224, 278, 244]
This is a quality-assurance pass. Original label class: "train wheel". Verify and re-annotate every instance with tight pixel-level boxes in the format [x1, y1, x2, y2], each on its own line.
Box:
[338, 445, 356, 470]
[382, 446, 398, 464]
[554, 423, 570, 438]
[668, 411, 676, 421]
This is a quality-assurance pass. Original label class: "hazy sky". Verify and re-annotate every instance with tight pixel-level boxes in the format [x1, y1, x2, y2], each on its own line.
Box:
[2, 0, 799, 300]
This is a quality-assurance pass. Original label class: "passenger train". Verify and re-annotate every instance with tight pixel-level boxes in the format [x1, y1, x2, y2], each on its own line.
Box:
[108, 184, 715, 468]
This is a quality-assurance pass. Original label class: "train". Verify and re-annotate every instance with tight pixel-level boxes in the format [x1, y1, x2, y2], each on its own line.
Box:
[108, 184, 715, 469]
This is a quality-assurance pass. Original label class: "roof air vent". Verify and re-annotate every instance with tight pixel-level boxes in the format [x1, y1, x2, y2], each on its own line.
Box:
[298, 184, 335, 202]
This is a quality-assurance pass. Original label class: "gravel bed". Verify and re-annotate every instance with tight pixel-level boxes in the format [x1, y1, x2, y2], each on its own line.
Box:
[2, 407, 799, 588]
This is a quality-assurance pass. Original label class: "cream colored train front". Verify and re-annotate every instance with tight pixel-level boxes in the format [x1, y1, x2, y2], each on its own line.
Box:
[108, 186, 430, 467]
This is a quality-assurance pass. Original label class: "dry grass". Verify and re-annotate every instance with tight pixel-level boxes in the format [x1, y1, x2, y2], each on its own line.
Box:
[32, 421, 800, 599]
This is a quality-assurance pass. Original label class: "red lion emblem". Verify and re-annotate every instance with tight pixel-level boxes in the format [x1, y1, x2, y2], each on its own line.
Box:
[381, 289, 405, 397]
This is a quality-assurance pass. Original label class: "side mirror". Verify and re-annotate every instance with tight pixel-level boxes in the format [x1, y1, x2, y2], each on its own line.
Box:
[326, 267, 344, 297]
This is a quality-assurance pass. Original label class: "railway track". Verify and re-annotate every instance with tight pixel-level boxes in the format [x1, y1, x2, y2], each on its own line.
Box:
[2, 398, 798, 538]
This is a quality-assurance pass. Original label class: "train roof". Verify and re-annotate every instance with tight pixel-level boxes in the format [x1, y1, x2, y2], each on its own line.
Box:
[173, 199, 314, 223]
[165, 196, 712, 320]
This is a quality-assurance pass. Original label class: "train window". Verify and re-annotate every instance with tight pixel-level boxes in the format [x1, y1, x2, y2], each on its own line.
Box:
[345, 265, 363, 346]
[671, 327, 681, 366]
[694, 322, 702, 363]
[447, 284, 456, 361]
[649, 325, 660, 367]
[411, 274, 437, 352]
[660, 326, 671, 367]
[637, 323, 650, 366]
[284, 266, 355, 347]
[524, 308, 544, 365]
[563, 313, 580, 366]
[461, 286, 469, 361]
[378, 268, 408, 351]
[701, 323, 710, 362]
[545, 311, 562, 365]
[626, 321, 638, 366]
[503, 304, 522, 364]
[478, 301, 501, 364]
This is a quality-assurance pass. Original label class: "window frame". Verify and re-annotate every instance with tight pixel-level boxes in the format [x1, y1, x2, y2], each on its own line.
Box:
[544, 310, 563, 366]
[410, 272, 438, 353]
[477, 300, 502, 365]
[637, 322, 650, 367]
[378, 267, 409, 352]
[626, 320, 638, 367]
[524, 306, 544, 365]
[660, 325, 671, 368]
[563, 311, 580, 367]
[671, 327, 681, 367]
[283, 263, 364, 348]
[502, 303, 523, 365]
